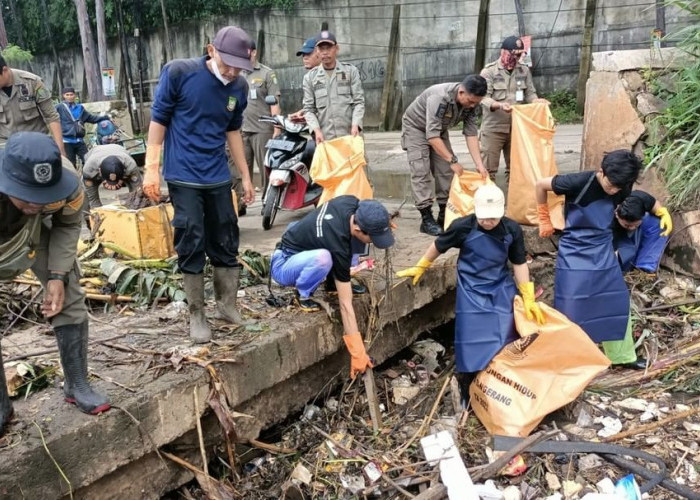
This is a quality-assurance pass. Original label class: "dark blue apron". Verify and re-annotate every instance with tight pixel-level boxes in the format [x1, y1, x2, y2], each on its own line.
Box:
[614, 226, 642, 273]
[554, 174, 629, 342]
[455, 227, 518, 372]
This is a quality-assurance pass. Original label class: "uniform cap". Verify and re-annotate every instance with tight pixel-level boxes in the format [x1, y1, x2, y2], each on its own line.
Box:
[213, 26, 254, 71]
[0, 132, 78, 204]
[474, 184, 505, 219]
[99, 155, 126, 186]
[315, 31, 337, 46]
[355, 200, 395, 249]
[296, 37, 317, 56]
[62, 86, 75, 94]
[501, 35, 524, 51]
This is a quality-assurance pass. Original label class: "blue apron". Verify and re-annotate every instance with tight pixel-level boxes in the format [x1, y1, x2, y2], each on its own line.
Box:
[614, 214, 667, 273]
[614, 226, 642, 273]
[554, 175, 629, 342]
[455, 227, 518, 372]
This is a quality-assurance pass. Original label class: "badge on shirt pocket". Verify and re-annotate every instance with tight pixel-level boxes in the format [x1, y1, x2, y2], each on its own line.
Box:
[227, 96, 237, 111]
[249, 88, 257, 100]
[515, 89, 524, 103]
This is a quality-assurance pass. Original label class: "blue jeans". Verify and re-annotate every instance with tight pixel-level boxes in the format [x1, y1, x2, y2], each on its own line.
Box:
[271, 248, 333, 299]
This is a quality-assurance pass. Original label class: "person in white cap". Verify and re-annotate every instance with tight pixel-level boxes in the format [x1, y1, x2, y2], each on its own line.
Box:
[397, 183, 544, 406]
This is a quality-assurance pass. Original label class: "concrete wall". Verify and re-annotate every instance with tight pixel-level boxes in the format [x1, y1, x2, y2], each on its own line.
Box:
[22, 0, 695, 129]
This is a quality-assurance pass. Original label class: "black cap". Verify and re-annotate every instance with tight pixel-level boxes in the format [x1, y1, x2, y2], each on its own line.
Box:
[99, 155, 126, 186]
[296, 37, 317, 56]
[355, 200, 394, 249]
[62, 86, 75, 94]
[315, 30, 337, 46]
[212, 26, 254, 71]
[502, 36, 524, 51]
[0, 132, 78, 204]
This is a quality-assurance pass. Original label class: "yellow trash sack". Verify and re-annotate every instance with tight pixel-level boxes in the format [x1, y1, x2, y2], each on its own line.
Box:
[310, 135, 373, 204]
[443, 171, 491, 230]
[469, 296, 611, 437]
[506, 103, 565, 230]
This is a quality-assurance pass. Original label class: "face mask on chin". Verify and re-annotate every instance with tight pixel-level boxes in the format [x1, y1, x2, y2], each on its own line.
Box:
[210, 59, 233, 85]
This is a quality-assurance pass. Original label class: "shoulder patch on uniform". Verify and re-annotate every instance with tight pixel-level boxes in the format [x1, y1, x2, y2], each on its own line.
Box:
[36, 85, 51, 100]
[227, 96, 237, 112]
[435, 103, 447, 119]
[270, 72, 278, 85]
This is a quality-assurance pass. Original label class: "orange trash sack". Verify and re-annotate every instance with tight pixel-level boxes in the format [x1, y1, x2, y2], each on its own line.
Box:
[469, 296, 611, 437]
[309, 135, 373, 204]
[443, 171, 491, 230]
[507, 103, 565, 230]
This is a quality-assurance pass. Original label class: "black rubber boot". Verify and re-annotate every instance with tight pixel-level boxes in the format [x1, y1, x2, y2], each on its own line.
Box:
[55, 322, 111, 415]
[213, 267, 253, 326]
[419, 206, 442, 236]
[456, 372, 477, 409]
[0, 342, 14, 436]
[618, 358, 647, 370]
[436, 203, 447, 229]
[183, 273, 212, 343]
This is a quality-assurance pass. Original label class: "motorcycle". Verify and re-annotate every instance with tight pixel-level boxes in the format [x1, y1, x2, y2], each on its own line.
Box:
[259, 96, 322, 230]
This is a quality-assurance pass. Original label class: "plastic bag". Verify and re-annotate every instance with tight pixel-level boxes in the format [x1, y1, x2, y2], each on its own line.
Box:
[443, 171, 491, 230]
[309, 135, 372, 204]
[507, 103, 565, 229]
[469, 296, 611, 436]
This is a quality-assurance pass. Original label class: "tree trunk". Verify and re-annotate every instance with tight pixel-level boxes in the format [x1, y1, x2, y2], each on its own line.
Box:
[7, 0, 25, 48]
[95, 0, 108, 68]
[73, 0, 104, 101]
[159, 0, 173, 61]
[0, 5, 8, 49]
[40, 0, 64, 92]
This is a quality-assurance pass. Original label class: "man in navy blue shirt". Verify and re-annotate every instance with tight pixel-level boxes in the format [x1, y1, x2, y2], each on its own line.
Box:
[56, 87, 111, 167]
[143, 26, 256, 343]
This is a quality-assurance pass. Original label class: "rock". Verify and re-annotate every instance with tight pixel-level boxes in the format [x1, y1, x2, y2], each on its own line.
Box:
[392, 377, 420, 405]
[562, 480, 583, 498]
[591, 48, 689, 72]
[595, 416, 623, 438]
[621, 70, 645, 93]
[576, 407, 594, 427]
[616, 397, 649, 412]
[581, 72, 646, 172]
[546, 472, 562, 491]
[635, 165, 670, 207]
[662, 210, 700, 277]
[636, 92, 668, 117]
[578, 454, 604, 471]
[503, 485, 522, 500]
[643, 115, 667, 147]
[682, 421, 700, 432]
[659, 285, 685, 301]
[290, 463, 312, 485]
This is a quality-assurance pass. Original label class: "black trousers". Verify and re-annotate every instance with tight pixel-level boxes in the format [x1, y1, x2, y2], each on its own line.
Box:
[168, 182, 240, 274]
[64, 141, 89, 168]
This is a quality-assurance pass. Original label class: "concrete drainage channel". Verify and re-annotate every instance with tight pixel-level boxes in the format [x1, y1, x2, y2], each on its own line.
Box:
[162, 323, 459, 499]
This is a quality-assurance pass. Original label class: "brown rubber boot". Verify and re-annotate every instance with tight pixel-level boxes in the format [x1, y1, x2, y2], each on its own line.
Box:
[182, 273, 212, 343]
[213, 267, 253, 325]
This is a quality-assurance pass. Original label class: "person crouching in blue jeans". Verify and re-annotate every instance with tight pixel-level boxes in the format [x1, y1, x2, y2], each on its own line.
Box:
[271, 195, 395, 379]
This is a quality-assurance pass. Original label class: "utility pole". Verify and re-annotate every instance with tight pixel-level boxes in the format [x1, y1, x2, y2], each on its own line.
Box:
[514, 0, 525, 37]
[380, 3, 401, 131]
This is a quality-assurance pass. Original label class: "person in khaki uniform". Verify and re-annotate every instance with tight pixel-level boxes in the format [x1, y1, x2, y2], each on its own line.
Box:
[241, 41, 281, 190]
[401, 75, 489, 235]
[479, 36, 549, 183]
[0, 56, 65, 156]
[302, 30, 364, 143]
[0, 132, 110, 436]
[82, 144, 142, 208]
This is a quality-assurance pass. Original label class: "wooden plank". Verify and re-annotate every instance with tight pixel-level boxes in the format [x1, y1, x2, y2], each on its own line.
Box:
[363, 368, 382, 432]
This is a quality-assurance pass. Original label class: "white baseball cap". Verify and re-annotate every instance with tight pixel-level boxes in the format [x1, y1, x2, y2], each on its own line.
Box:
[474, 184, 505, 219]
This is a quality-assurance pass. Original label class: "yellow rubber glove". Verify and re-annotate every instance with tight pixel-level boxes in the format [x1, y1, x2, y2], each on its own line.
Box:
[343, 332, 373, 379]
[396, 257, 433, 285]
[537, 204, 554, 238]
[143, 144, 162, 203]
[654, 206, 672, 237]
[518, 282, 545, 325]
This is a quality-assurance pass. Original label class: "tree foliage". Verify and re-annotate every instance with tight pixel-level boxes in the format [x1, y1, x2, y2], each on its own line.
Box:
[1, 0, 295, 54]
[1, 43, 33, 63]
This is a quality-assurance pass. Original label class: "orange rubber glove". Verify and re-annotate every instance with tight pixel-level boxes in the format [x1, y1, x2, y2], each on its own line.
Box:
[143, 144, 162, 203]
[343, 332, 374, 379]
[654, 206, 672, 237]
[518, 282, 545, 325]
[537, 203, 554, 238]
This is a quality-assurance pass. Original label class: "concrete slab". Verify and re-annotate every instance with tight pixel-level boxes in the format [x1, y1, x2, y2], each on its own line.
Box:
[591, 48, 688, 73]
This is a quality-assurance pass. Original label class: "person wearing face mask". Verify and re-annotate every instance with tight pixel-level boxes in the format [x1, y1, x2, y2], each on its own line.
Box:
[289, 37, 321, 122]
[143, 26, 256, 344]
[536, 150, 643, 347]
[480, 36, 549, 184]
[81, 144, 142, 208]
[401, 75, 489, 235]
[397, 184, 545, 406]
[601, 191, 672, 370]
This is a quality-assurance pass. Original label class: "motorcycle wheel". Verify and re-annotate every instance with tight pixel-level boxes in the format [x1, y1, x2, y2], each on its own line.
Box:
[262, 185, 281, 230]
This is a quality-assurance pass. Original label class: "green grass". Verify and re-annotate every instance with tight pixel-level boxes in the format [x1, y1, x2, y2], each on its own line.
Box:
[645, 1, 700, 210]
[542, 90, 582, 124]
